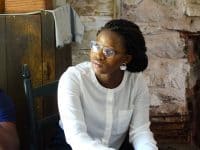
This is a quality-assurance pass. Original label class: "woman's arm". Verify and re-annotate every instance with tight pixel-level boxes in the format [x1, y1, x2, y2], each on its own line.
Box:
[129, 74, 158, 150]
[58, 68, 115, 150]
[0, 122, 19, 150]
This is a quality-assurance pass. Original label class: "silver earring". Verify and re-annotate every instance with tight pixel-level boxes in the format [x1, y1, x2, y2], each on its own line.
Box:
[120, 63, 127, 70]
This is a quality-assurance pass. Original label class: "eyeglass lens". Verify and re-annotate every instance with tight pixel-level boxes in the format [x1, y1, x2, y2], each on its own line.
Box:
[90, 41, 116, 57]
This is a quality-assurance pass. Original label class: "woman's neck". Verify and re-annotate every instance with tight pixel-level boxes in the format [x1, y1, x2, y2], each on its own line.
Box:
[96, 71, 124, 89]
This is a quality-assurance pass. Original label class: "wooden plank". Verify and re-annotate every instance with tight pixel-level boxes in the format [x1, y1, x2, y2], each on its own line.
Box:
[5, 0, 53, 13]
[0, 16, 6, 90]
[41, 11, 57, 120]
[41, 12, 57, 149]
[150, 115, 189, 123]
[151, 122, 188, 130]
[41, 11, 55, 83]
[5, 14, 42, 149]
[0, 0, 5, 13]
[156, 136, 191, 144]
[41, 11, 72, 116]
[55, 44, 72, 79]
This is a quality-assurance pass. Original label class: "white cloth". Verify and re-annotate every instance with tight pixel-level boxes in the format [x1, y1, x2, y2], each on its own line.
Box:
[58, 62, 158, 150]
[47, 4, 84, 48]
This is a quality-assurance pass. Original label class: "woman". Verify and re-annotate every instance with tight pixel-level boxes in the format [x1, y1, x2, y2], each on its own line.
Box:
[57, 19, 158, 150]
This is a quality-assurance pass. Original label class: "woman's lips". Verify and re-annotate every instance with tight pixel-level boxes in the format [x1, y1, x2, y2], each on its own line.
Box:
[92, 60, 103, 68]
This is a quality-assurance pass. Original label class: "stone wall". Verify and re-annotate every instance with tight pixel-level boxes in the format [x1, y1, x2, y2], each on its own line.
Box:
[121, 0, 200, 114]
[120, 0, 200, 143]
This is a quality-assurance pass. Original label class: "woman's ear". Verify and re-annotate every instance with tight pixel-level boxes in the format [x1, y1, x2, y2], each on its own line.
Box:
[124, 54, 132, 64]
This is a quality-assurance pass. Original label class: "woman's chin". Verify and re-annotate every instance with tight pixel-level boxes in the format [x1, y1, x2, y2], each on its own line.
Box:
[92, 65, 105, 75]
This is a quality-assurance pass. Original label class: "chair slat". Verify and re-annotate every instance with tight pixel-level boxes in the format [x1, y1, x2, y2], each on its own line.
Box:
[33, 81, 58, 97]
[22, 64, 59, 150]
[38, 114, 59, 130]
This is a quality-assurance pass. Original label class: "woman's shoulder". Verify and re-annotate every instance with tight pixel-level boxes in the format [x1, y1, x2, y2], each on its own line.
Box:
[67, 61, 90, 74]
[127, 71, 148, 91]
[127, 71, 144, 81]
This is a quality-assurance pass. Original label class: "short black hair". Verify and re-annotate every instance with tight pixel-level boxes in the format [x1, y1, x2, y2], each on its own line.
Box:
[97, 19, 148, 72]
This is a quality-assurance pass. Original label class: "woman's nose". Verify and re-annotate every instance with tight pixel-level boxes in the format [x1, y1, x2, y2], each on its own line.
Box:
[95, 49, 106, 60]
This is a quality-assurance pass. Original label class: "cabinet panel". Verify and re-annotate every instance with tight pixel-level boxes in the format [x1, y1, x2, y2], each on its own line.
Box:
[0, 16, 6, 88]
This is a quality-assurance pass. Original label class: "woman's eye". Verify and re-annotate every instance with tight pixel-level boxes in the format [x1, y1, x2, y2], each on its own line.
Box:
[103, 48, 115, 57]
[92, 45, 100, 52]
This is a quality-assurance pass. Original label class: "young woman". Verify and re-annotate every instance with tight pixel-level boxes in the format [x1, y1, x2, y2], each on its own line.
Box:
[56, 19, 158, 150]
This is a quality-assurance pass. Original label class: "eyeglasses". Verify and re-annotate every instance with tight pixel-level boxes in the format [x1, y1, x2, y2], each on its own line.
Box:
[90, 41, 120, 58]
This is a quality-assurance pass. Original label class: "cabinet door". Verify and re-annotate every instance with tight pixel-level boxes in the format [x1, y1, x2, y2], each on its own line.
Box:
[0, 13, 72, 149]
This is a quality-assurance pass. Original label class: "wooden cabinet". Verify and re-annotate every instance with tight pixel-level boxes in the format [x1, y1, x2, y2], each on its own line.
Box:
[0, 12, 72, 149]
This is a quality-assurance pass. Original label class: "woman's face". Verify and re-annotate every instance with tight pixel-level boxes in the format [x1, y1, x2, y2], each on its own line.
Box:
[90, 30, 131, 76]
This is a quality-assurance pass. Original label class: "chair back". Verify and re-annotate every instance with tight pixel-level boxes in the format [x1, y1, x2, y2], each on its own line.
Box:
[22, 64, 59, 150]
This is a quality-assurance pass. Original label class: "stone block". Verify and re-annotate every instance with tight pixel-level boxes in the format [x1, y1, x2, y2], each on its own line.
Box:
[80, 16, 112, 31]
[144, 58, 190, 115]
[145, 31, 185, 59]
[121, 0, 185, 23]
[122, 0, 200, 32]
[186, 0, 200, 16]
[186, 3, 200, 16]
[66, 0, 113, 16]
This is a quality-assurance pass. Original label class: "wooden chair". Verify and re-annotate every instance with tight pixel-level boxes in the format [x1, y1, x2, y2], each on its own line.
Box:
[22, 64, 59, 150]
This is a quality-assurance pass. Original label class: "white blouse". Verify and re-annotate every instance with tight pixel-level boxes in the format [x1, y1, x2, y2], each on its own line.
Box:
[58, 62, 158, 150]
